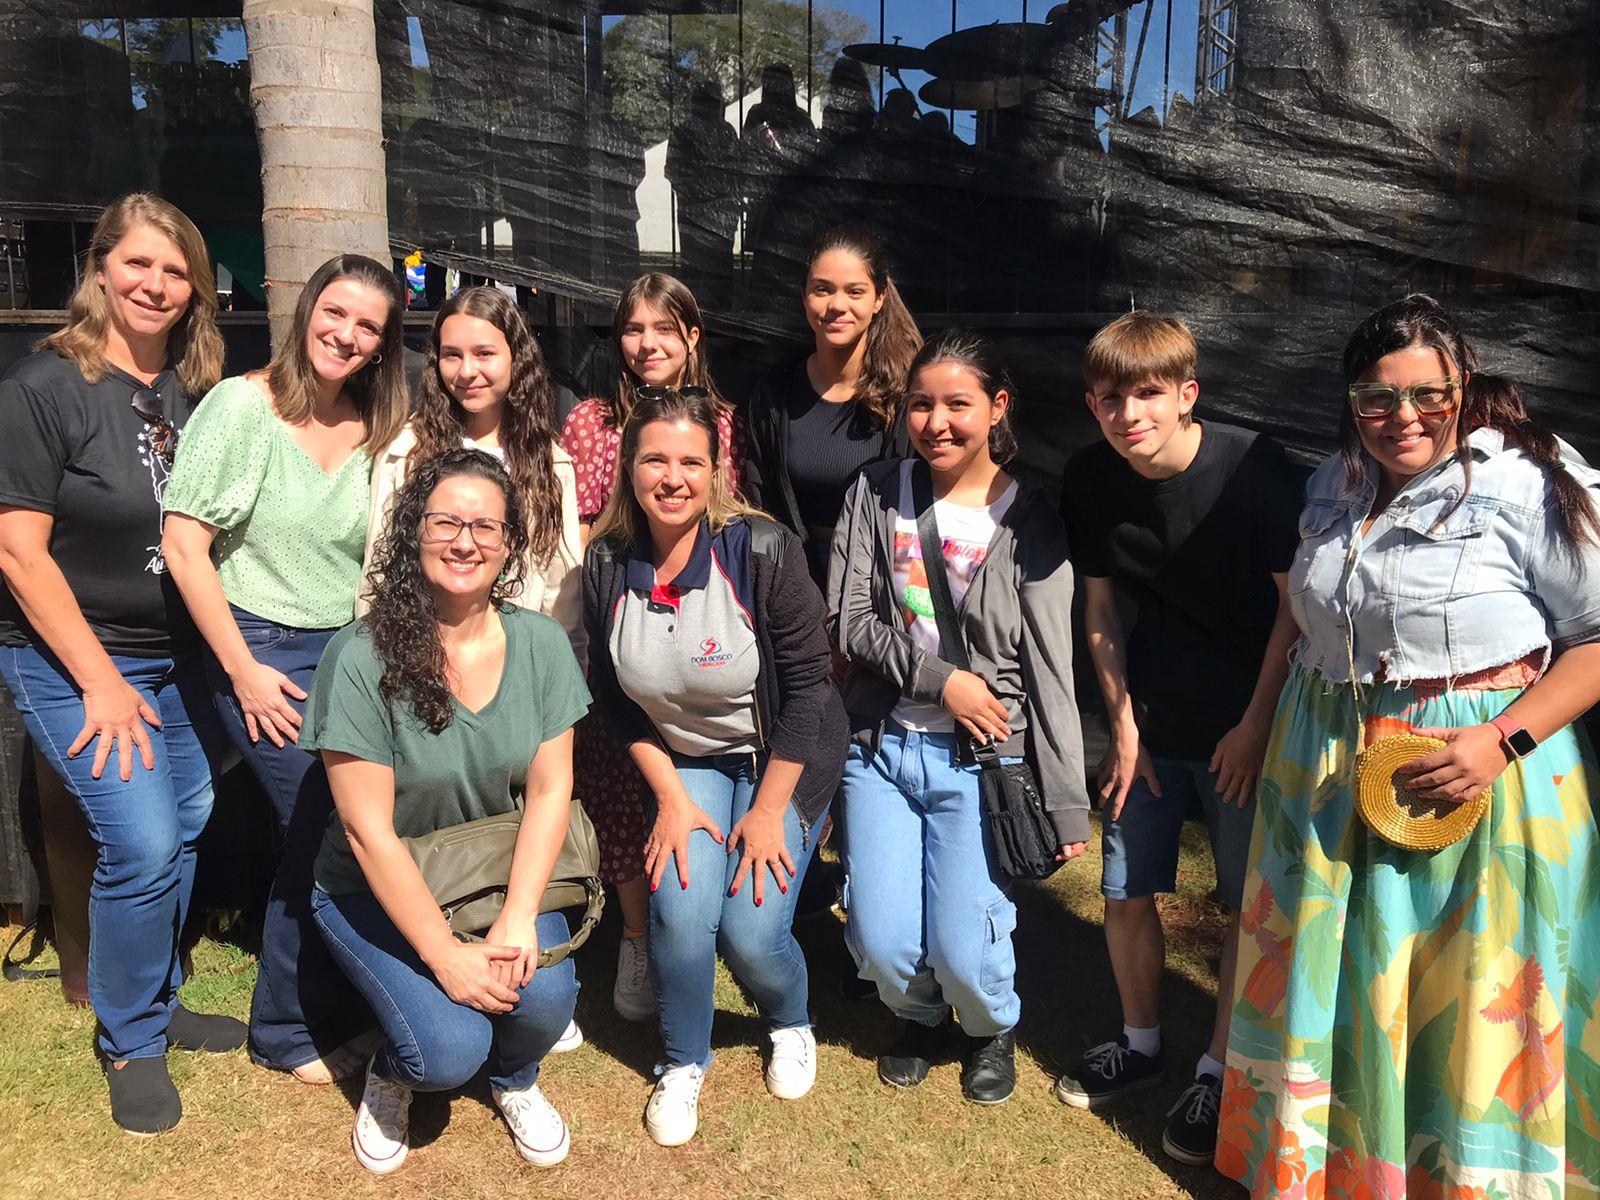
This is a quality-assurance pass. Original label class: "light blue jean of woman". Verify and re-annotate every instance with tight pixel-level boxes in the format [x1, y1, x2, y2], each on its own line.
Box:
[841, 722, 1020, 1037]
[650, 751, 821, 1069]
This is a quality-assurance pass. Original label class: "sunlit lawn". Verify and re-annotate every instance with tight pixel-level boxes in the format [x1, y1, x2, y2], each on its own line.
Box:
[0, 815, 1241, 1200]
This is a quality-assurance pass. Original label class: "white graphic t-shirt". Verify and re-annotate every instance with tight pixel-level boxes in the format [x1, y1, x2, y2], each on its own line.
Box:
[889, 459, 1017, 732]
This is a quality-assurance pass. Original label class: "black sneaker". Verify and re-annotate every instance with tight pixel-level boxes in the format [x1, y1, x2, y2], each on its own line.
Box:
[1162, 1074, 1222, 1166]
[960, 1030, 1016, 1105]
[167, 1003, 247, 1053]
[1053, 1036, 1165, 1108]
[877, 1017, 951, 1089]
[106, 1056, 182, 1135]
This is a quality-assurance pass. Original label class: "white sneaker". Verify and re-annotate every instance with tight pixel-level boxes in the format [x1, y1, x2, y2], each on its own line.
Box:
[493, 1081, 570, 1167]
[613, 933, 656, 1022]
[352, 1062, 411, 1175]
[551, 1019, 583, 1053]
[766, 1026, 817, 1100]
[644, 1062, 704, 1147]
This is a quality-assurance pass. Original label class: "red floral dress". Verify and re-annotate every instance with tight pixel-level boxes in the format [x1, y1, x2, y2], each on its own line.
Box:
[560, 397, 749, 883]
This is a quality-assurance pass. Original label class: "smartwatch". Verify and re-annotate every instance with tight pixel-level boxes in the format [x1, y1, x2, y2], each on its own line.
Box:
[1489, 714, 1538, 760]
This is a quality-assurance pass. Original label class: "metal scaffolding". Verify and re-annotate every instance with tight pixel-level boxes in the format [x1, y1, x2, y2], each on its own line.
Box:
[1195, 0, 1238, 99]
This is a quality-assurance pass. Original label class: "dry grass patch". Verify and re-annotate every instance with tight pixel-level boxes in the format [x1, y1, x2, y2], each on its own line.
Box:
[0, 816, 1242, 1200]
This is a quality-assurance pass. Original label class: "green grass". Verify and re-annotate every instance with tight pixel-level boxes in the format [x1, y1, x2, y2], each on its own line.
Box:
[0, 816, 1242, 1200]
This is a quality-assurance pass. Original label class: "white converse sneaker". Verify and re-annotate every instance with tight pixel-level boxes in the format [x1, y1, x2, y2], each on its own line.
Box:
[493, 1081, 570, 1167]
[352, 1062, 411, 1175]
[613, 932, 656, 1022]
[644, 1062, 704, 1147]
[766, 1026, 817, 1100]
[551, 1019, 583, 1054]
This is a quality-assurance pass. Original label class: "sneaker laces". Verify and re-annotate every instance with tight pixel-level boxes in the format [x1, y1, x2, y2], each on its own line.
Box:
[498, 1082, 557, 1129]
[362, 1073, 410, 1133]
[651, 1061, 706, 1102]
[620, 934, 650, 992]
[1167, 1077, 1221, 1125]
[1082, 1039, 1133, 1080]
[770, 1026, 813, 1066]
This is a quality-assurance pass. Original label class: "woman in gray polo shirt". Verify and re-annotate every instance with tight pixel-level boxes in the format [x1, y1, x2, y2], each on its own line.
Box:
[583, 388, 847, 1148]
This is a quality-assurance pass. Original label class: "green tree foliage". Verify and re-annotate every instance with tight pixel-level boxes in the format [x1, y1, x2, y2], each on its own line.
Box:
[603, 0, 867, 144]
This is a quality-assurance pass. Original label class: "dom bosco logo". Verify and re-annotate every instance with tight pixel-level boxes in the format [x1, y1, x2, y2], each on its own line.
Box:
[692, 636, 733, 669]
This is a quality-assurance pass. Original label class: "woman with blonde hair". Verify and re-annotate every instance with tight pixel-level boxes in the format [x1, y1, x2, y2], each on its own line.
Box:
[162, 253, 409, 1085]
[560, 273, 749, 1025]
[0, 193, 239, 1134]
[582, 388, 845, 1146]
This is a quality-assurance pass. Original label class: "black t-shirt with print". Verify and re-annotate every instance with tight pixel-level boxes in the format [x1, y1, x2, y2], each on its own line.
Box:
[1060, 420, 1304, 760]
[0, 350, 198, 658]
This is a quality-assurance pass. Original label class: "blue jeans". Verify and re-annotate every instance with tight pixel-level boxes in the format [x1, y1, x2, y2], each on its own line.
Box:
[650, 751, 820, 1069]
[206, 605, 369, 1070]
[312, 890, 577, 1092]
[1100, 756, 1256, 911]
[840, 723, 1020, 1037]
[0, 643, 223, 1061]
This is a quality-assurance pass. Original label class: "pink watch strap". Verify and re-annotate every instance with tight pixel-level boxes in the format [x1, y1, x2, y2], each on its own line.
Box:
[1489, 714, 1520, 743]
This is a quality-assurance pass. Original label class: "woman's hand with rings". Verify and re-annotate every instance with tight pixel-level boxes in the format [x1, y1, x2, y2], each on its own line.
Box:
[1397, 723, 1511, 803]
[228, 657, 307, 747]
[643, 796, 724, 892]
[726, 804, 794, 907]
[71, 675, 161, 781]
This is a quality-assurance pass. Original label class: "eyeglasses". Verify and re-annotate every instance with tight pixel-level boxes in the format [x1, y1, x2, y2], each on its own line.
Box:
[635, 385, 711, 402]
[130, 387, 178, 464]
[1348, 379, 1460, 419]
[420, 512, 509, 550]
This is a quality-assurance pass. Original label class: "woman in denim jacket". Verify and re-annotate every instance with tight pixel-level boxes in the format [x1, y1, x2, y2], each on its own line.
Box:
[1216, 295, 1600, 1198]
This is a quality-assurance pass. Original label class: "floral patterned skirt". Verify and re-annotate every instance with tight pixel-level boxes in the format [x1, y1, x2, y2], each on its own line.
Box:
[574, 704, 651, 886]
[1218, 665, 1600, 1200]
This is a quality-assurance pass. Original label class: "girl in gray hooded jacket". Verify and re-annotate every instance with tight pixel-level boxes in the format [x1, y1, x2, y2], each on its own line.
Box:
[826, 329, 1090, 1105]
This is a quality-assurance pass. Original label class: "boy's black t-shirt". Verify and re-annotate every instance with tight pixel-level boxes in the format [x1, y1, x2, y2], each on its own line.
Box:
[1060, 420, 1304, 761]
[0, 350, 197, 658]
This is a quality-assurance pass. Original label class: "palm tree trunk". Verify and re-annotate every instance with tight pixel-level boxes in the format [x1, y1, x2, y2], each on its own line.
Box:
[243, 0, 388, 350]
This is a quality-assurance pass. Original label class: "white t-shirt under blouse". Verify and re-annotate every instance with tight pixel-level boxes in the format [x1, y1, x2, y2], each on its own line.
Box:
[889, 459, 1017, 733]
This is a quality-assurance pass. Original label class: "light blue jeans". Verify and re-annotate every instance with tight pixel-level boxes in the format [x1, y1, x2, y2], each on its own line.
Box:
[840, 723, 1020, 1037]
[650, 751, 820, 1069]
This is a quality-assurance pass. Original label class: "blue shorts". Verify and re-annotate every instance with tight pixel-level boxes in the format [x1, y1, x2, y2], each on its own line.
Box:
[1099, 757, 1256, 912]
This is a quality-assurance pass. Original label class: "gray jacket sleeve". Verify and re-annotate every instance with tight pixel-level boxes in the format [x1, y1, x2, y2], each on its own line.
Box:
[828, 470, 955, 705]
[1016, 518, 1091, 845]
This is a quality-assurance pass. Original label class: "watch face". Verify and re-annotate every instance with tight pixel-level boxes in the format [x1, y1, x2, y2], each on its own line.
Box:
[1507, 727, 1538, 758]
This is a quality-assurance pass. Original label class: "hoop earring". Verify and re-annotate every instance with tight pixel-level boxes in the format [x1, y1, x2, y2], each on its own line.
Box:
[370, 352, 384, 366]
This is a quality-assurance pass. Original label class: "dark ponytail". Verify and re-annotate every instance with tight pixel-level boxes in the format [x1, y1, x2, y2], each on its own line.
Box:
[1339, 294, 1598, 551]
[804, 227, 922, 430]
[1464, 374, 1600, 549]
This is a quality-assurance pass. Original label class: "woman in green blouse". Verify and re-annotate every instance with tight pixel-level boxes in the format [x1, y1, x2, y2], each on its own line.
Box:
[162, 253, 410, 1083]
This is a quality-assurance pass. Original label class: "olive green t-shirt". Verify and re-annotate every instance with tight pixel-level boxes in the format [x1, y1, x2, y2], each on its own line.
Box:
[162, 375, 371, 629]
[302, 607, 591, 895]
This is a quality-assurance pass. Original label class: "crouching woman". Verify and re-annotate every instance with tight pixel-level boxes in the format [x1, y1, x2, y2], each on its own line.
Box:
[299, 449, 590, 1174]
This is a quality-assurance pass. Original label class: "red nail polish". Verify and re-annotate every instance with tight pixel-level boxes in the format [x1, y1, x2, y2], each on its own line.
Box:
[650, 883, 657, 893]
[755, 897, 763, 907]
[681, 880, 688, 890]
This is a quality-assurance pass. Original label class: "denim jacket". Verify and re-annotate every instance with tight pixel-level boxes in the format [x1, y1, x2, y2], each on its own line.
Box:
[1289, 427, 1600, 686]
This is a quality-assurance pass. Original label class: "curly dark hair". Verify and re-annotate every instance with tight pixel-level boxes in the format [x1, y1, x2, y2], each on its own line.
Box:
[366, 449, 530, 733]
[412, 286, 564, 569]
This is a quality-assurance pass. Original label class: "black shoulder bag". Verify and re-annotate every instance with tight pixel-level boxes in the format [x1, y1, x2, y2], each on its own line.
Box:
[911, 460, 1062, 881]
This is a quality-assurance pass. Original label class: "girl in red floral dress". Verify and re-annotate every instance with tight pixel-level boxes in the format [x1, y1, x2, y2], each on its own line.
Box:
[561, 273, 748, 1021]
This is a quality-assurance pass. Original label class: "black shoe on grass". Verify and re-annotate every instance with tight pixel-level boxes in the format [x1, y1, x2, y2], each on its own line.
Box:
[106, 1056, 181, 1135]
[1053, 1036, 1165, 1108]
[960, 1030, 1016, 1105]
[1161, 1074, 1222, 1166]
[877, 1017, 951, 1089]
[167, 1003, 247, 1053]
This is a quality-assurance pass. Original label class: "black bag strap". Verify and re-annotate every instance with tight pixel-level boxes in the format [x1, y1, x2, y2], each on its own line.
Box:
[910, 460, 999, 767]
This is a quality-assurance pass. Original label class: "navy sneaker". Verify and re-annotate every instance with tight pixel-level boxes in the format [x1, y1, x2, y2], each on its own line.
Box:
[1162, 1073, 1222, 1166]
[1053, 1036, 1165, 1108]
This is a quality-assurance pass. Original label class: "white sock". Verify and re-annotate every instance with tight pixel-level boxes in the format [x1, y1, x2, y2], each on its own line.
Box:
[1123, 1024, 1161, 1057]
[1195, 1053, 1225, 1082]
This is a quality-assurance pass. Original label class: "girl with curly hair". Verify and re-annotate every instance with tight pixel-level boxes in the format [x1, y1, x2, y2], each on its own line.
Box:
[301, 448, 589, 1175]
[362, 286, 582, 658]
[560, 273, 749, 1026]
